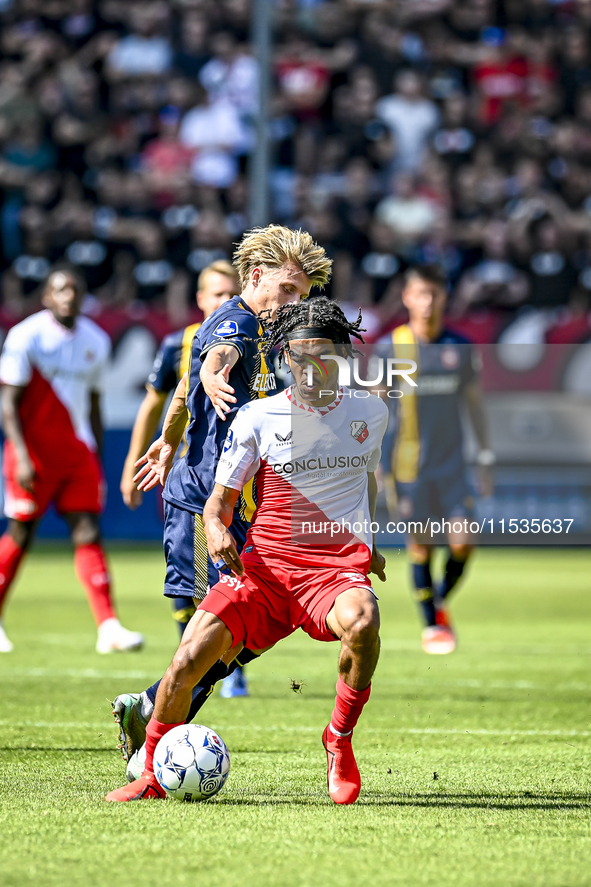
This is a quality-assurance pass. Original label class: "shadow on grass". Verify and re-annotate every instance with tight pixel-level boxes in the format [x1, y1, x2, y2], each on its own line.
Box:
[217, 791, 591, 810]
[0, 746, 115, 753]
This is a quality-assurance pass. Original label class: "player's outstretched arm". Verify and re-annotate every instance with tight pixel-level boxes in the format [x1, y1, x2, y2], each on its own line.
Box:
[121, 388, 167, 509]
[200, 344, 240, 421]
[367, 472, 386, 582]
[134, 374, 188, 491]
[203, 483, 244, 576]
[0, 384, 36, 492]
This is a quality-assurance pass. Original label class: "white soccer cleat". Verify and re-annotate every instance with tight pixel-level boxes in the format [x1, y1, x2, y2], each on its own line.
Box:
[421, 625, 456, 655]
[0, 620, 13, 653]
[96, 618, 143, 654]
[126, 744, 147, 782]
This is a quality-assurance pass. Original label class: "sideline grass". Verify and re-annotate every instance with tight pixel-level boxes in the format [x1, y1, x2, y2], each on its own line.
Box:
[0, 546, 590, 887]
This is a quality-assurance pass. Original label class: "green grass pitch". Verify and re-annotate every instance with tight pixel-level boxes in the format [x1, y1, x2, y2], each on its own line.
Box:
[0, 545, 590, 887]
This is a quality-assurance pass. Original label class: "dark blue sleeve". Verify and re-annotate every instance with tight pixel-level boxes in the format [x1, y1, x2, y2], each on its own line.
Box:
[147, 333, 180, 393]
[199, 310, 259, 362]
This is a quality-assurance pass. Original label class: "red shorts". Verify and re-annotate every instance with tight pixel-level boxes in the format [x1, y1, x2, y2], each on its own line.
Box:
[198, 548, 376, 650]
[3, 440, 103, 522]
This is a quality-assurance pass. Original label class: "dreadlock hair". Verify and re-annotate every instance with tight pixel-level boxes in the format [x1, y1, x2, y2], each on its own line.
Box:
[261, 297, 365, 364]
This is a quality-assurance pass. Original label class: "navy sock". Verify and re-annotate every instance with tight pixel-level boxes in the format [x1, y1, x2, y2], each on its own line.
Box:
[144, 650, 260, 716]
[440, 552, 469, 599]
[171, 596, 196, 639]
[411, 561, 436, 626]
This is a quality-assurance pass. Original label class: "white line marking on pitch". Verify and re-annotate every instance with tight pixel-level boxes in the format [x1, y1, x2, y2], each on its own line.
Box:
[1, 722, 588, 738]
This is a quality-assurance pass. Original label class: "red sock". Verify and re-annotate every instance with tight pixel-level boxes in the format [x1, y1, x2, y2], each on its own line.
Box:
[74, 543, 115, 626]
[329, 676, 372, 737]
[0, 533, 27, 615]
[144, 718, 184, 774]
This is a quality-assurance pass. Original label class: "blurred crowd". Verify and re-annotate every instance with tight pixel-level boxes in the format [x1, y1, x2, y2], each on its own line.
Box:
[2, 0, 591, 330]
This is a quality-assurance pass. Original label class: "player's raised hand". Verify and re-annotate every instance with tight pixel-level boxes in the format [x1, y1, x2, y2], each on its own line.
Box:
[133, 436, 175, 492]
[205, 518, 244, 576]
[369, 546, 387, 583]
[16, 452, 36, 492]
[202, 363, 237, 421]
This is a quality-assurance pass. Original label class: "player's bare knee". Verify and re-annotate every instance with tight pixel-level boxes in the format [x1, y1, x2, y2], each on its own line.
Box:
[340, 594, 380, 645]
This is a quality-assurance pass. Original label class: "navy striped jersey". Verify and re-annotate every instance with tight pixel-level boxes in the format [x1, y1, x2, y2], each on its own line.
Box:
[147, 323, 201, 394]
[388, 325, 477, 483]
[163, 295, 275, 516]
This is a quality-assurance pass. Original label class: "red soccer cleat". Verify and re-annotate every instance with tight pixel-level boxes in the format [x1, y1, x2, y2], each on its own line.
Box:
[322, 724, 361, 805]
[105, 770, 166, 802]
[435, 604, 454, 633]
[421, 625, 456, 655]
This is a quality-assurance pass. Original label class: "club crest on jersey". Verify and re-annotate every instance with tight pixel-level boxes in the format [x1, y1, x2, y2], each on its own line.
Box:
[274, 431, 292, 446]
[213, 319, 238, 337]
[350, 420, 369, 443]
[84, 349, 95, 362]
[223, 430, 233, 452]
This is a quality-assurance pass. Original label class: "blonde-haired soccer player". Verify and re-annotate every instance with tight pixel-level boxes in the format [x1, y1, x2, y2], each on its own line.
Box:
[111, 226, 332, 759]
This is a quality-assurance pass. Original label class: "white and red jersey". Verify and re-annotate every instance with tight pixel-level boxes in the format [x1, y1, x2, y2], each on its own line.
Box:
[0, 309, 110, 463]
[216, 387, 388, 569]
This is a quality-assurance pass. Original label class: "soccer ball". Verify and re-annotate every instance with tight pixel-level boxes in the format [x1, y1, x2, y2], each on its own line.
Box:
[153, 724, 230, 802]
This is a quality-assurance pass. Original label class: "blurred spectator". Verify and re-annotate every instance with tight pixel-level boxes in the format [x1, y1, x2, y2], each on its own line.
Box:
[2, 0, 591, 328]
[179, 84, 244, 188]
[375, 70, 440, 172]
[453, 219, 529, 314]
[106, 3, 172, 78]
[375, 171, 440, 249]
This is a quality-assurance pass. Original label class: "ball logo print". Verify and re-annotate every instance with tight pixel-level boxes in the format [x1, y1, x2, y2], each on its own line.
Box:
[350, 420, 369, 443]
[154, 724, 230, 802]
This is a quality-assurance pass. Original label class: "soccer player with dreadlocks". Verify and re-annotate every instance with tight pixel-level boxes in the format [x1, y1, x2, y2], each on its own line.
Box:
[109, 226, 331, 775]
[106, 297, 389, 805]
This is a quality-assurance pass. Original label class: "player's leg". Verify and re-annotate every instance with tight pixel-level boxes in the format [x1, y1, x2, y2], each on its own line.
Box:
[322, 586, 380, 804]
[440, 541, 474, 602]
[105, 608, 235, 801]
[0, 518, 38, 652]
[171, 595, 196, 638]
[407, 539, 437, 627]
[65, 512, 143, 653]
[112, 506, 257, 760]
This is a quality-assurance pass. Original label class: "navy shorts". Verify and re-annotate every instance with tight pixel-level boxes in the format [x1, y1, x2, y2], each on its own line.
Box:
[395, 470, 475, 528]
[162, 500, 248, 600]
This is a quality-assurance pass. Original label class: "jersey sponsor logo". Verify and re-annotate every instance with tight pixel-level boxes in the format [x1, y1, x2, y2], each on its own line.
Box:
[218, 573, 245, 591]
[272, 453, 372, 474]
[223, 430, 234, 452]
[213, 320, 239, 337]
[274, 430, 293, 445]
[416, 374, 460, 395]
[253, 372, 276, 392]
[350, 420, 369, 443]
[339, 571, 370, 585]
[441, 346, 460, 369]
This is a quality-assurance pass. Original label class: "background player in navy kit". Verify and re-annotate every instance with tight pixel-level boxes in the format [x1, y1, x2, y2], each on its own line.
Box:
[119, 260, 239, 638]
[386, 265, 494, 655]
[112, 226, 332, 764]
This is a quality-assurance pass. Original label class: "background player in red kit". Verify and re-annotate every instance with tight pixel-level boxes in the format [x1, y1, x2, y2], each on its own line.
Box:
[0, 268, 143, 654]
[105, 299, 388, 805]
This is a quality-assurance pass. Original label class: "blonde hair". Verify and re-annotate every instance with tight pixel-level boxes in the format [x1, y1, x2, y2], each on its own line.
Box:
[233, 225, 332, 290]
[197, 259, 239, 291]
